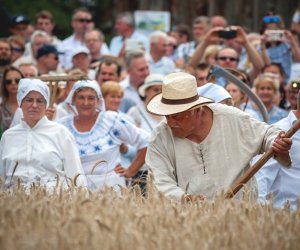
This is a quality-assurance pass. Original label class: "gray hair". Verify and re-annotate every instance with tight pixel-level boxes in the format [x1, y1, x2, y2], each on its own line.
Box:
[150, 31, 167, 44]
[193, 16, 210, 26]
[124, 50, 145, 69]
[30, 30, 51, 44]
[117, 12, 134, 26]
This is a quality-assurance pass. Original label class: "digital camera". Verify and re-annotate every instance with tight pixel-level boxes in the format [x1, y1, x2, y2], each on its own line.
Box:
[218, 27, 237, 39]
[265, 30, 284, 42]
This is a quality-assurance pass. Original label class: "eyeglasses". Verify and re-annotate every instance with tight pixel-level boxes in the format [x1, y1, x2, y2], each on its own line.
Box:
[23, 97, 46, 106]
[11, 47, 24, 53]
[263, 15, 280, 24]
[217, 56, 238, 62]
[76, 18, 92, 23]
[4, 78, 21, 85]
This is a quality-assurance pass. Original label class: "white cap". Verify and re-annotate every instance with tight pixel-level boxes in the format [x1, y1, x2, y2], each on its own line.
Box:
[71, 46, 90, 58]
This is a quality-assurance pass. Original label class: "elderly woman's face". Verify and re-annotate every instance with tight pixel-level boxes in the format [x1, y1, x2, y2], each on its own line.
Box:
[73, 88, 99, 117]
[21, 91, 46, 127]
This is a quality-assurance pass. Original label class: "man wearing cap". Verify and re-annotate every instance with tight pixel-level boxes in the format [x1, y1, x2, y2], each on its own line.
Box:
[9, 14, 30, 41]
[145, 72, 292, 200]
[70, 46, 95, 80]
[36, 44, 62, 75]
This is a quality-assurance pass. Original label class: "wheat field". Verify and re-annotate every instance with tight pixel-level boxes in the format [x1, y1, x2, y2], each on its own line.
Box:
[0, 180, 299, 250]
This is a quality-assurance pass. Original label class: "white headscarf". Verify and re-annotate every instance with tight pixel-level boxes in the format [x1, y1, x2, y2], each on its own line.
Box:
[65, 80, 105, 114]
[17, 78, 50, 107]
[197, 83, 232, 103]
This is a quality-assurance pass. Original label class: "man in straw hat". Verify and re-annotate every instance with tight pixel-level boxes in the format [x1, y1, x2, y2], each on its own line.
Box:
[145, 72, 292, 200]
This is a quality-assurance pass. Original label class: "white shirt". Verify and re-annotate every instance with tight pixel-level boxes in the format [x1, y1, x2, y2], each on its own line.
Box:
[109, 30, 149, 56]
[0, 116, 87, 190]
[120, 76, 143, 113]
[59, 34, 110, 70]
[146, 103, 289, 199]
[255, 111, 300, 211]
[147, 54, 176, 76]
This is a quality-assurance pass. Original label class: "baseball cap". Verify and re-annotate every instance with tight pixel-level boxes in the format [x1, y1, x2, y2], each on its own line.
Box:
[37, 44, 59, 59]
[71, 46, 90, 58]
[10, 15, 29, 27]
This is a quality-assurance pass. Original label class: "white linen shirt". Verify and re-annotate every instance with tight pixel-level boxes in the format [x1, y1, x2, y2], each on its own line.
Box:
[256, 111, 300, 210]
[0, 116, 87, 190]
[146, 103, 289, 199]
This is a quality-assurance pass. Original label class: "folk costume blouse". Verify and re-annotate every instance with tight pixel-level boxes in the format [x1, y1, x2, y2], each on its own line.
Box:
[59, 111, 149, 190]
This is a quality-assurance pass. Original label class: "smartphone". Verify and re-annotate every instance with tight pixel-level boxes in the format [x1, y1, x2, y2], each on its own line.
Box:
[291, 81, 300, 90]
[218, 29, 237, 39]
[265, 30, 284, 42]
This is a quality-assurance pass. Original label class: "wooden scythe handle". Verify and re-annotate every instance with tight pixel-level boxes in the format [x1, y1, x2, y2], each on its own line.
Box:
[224, 119, 300, 199]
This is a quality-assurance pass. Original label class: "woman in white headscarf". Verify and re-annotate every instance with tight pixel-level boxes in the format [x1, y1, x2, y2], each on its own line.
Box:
[58, 80, 149, 191]
[0, 79, 87, 191]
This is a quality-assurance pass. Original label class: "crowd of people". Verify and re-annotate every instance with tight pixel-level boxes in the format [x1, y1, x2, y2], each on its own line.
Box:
[0, 7, 300, 210]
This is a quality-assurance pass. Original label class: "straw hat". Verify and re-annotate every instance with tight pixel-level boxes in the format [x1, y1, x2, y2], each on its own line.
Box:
[147, 72, 213, 116]
[138, 73, 164, 97]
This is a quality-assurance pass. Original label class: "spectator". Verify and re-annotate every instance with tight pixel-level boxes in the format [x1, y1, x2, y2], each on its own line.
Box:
[18, 63, 38, 78]
[9, 15, 30, 41]
[244, 73, 288, 124]
[70, 46, 95, 80]
[210, 15, 228, 28]
[0, 39, 12, 79]
[13, 30, 51, 67]
[194, 62, 210, 87]
[8, 35, 25, 64]
[34, 10, 61, 47]
[256, 90, 300, 211]
[176, 16, 210, 66]
[36, 44, 61, 75]
[260, 12, 300, 83]
[109, 12, 149, 58]
[95, 56, 121, 86]
[84, 29, 110, 65]
[0, 66, 23, 132]
[119, 50, 150, 112]
[148, 31, 175, 76]
[189, 26, 264, 83]
[59, 7, 94, 70]
[285, 79, 300, 111]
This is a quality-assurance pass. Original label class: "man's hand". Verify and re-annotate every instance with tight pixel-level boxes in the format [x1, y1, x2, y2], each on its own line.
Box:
[203, 27, 223, 44]
[272, 131, 292, 156]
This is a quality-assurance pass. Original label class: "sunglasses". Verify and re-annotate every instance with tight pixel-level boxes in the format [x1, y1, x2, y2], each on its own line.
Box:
[11, 47, 24, 53]
[263, 15, 280, 24]
[217, 56, 238, 62]
[76, 18, 92, 23]
[5, 78, 21, 85]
